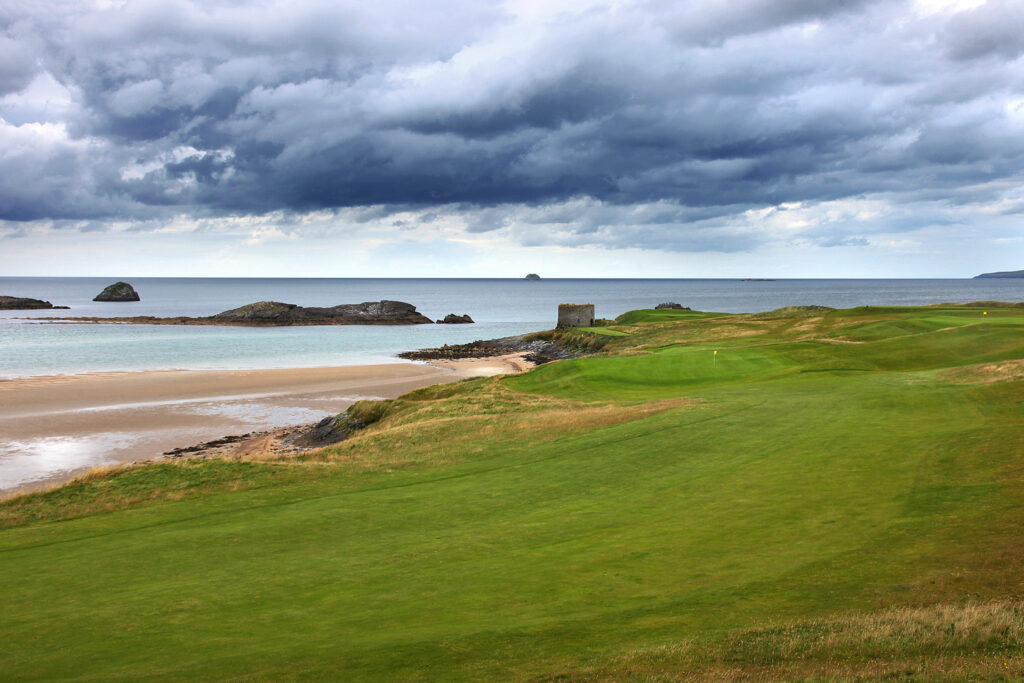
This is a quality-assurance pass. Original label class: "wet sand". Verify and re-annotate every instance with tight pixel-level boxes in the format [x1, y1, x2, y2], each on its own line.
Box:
[0, 354, 530, 494]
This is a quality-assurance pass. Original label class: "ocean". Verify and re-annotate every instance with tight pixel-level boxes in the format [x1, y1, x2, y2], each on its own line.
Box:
[2, 277, 1023, 379]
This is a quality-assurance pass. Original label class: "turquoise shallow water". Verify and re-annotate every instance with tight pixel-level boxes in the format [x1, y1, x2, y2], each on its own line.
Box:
[1, 277, 1022, 378]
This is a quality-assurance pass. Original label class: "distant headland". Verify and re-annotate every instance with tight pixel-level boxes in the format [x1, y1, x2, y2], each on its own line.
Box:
[524, 273, 541, 280]
[974, 269, 1024, 279]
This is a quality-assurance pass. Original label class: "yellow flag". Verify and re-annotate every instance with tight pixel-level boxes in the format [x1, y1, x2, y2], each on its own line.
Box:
[714, 350, 718, 355]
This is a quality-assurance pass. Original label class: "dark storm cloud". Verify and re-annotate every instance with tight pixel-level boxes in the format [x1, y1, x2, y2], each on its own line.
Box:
[1, 0, 1023, 251]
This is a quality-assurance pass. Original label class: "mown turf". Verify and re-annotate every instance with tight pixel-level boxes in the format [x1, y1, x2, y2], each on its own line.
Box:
[1, 303, 1022, 680]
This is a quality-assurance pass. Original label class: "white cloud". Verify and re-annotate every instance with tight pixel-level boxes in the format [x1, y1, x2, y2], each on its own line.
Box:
[246, 225, 295, 245]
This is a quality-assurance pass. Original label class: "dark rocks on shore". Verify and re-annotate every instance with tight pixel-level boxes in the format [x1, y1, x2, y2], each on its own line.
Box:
[284, 399, 394, 449]
[284, 414, 365, 449]
[655, 302, 690, 310]
[0, 296, 69, 310]
[524, 273, 541, 280]
[399, 335, 575, 365]
[437, 313, 474, 324]
[164, 433, 252, 457]
[93, 281, 140, 302]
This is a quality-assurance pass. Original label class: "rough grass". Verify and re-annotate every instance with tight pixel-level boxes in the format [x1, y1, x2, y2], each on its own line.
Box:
[0, 303, 1022, 680]
[572, 602, 1024, 681]
[299, 384, 695, 472]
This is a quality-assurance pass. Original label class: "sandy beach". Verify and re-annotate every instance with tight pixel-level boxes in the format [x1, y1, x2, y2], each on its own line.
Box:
[0, 354, 530, 494]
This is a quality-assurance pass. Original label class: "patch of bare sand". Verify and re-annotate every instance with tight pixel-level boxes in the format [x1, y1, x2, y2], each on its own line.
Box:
[424, 352, 534, 377]
[941, 358, 1024, 384]
[0, 364, 458, 417]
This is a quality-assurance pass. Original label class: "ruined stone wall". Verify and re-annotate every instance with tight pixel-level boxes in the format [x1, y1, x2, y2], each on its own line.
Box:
[557, 303, 595, 328]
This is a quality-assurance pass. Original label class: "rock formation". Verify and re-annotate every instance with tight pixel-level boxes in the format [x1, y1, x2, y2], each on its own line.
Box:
[399, 335, 575, 365]
[93, 281, 140, 301]
[211, 300, 434, 325]
[283, 413, 366, 449]
[436, 313, 474, 324]
[524, 273, 541, 280]
[655, 302, 690, 310]
[0, 296, 69, 310]
[38, 300, 435, 326]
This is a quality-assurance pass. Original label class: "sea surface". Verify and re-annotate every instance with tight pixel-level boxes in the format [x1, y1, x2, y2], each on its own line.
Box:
[2, 277, 1023, 379]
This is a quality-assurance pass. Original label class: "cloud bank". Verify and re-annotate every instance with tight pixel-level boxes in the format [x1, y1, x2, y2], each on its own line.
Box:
[1, 0, 1023, 262]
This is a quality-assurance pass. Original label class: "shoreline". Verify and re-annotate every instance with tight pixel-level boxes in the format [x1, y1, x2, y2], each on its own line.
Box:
[0, 358, 423, 383]
[0, 354, 531, 495]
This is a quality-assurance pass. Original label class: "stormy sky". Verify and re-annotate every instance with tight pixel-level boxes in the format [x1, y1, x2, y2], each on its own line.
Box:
[1, 0, 1022, 277]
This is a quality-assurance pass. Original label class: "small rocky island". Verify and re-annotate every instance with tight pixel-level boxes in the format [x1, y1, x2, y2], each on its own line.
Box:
[33, 300, 434, 326]
[0, 296, 69, 310]
[974, 269, 1024, 279]
[212, 300, 432, 325]
[524, 273, 541, 280]
[436, 314, 474, 324]
[93, 281, 140, 301]
[655, 302, 690, 310]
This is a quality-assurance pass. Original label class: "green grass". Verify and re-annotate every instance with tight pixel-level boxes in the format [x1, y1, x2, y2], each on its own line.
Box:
[614, 308, 726, 324]
[574, 326, 631, 337]
[2, 304, 1023, 680]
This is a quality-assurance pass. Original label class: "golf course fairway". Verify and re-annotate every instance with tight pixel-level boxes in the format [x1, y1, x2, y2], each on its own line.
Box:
[2, 303, 1023, 680]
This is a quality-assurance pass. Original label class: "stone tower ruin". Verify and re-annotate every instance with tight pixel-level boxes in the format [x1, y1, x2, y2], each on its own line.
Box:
[557, 303, 595, 328]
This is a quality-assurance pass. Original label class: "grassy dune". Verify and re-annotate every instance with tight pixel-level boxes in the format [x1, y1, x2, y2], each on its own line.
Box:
[2, 304, 1023, 680]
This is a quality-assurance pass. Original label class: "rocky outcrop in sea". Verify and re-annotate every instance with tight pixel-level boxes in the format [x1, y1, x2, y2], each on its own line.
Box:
[31, 300, 434, 326]
[0, 296, 69, 310]
[93, 282, 140, 301]
[212, 300, 433, 325]
[436, 313, 474, 324]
